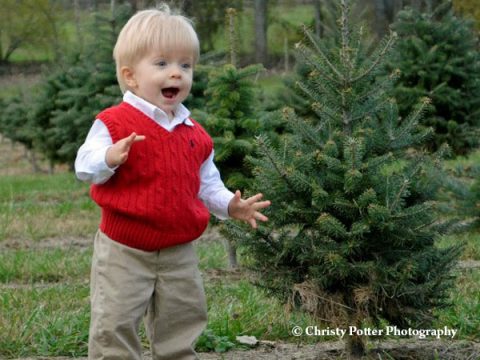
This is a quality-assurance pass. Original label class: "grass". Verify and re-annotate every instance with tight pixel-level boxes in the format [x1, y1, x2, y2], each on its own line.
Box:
[8, 46, 53, 63]
[437, 231, 480, 261]
[0, 244, 317, 357]
[196, 238, 229, 270]
[0, 172, 99, 241]
[203, 279, 318, 345]
[1, 238, 478, 357]
[0, 285, 90, 357]
[0, 248, 91, 284]
[434, 269, 480, 340]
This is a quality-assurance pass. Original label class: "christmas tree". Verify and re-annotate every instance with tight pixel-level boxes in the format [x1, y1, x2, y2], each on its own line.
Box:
[193, 8, 285, 268]
[193, 60, 266, 268]
[226, 0, 462, 357]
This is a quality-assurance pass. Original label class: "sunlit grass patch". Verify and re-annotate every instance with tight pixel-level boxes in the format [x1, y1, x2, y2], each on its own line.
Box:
[0, 173, 99, 241]
[0, 247, 92, 284]
[434, 268, 480, 340]
[200, 279, 320, 351]
[437, 231, 480, 261]
[196, 237, 228, 270]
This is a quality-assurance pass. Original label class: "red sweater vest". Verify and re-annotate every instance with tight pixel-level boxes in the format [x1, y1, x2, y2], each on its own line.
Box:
[90, 102, 213, 251]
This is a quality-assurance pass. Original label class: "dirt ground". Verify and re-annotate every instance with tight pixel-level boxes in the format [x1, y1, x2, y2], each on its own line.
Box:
[9, 339, 480, 360]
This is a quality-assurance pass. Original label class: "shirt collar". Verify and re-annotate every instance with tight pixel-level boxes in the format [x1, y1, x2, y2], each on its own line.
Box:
[123, 91, 194, 127]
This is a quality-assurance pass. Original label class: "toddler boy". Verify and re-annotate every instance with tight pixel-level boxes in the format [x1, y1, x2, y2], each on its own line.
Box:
[75, 6, 269, 360]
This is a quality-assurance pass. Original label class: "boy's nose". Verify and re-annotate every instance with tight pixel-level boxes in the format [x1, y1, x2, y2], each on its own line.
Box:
[169, 66, 182, 79]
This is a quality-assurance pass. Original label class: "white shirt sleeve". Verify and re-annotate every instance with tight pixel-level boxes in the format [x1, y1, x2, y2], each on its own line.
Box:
[74, 119, 116, 184]
[199, 151, 235, 220]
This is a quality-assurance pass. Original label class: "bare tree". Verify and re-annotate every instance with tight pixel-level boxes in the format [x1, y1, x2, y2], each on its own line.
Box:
[74, 0, 84, 50]
[373, 0, 412, 38]
[411, 0, 421, 10]
[254, 0, 268, 65]
[373, 0, 388, 37]
[314, 0, 324, 38]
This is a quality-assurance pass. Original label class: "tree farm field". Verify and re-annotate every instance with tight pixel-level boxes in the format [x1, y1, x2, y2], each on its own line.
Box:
[0, 141, 480, 360]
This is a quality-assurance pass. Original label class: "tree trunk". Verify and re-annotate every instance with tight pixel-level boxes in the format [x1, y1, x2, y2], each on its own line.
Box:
[346, 313, 366, 359]
[284, 37, 289, 72]
[128, 0, 138, 12]
[373, 0, 388, 38]
[180, 0, 193, 15]
[384, 0, 395, 22]
[74, 0, 84, 51]
[346, 334, 366, 360]
[314, 0, 323, 38]
[393, 0, 404, 19]
[227, 8, 238, 67]
[411, 0, 421, 11]
[89, 0, 98, 11]
[425, 0, 433, 13]
[26, 149, 41, 174]
[254, 0, 268, 65]
[3, 38, 22, 63]
[225, 239, 238, 269]
[0, 29, 3, 61]
[49, 159, 55, 175]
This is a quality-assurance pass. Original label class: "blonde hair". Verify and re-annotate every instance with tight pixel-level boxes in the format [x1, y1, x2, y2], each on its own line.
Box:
[113, 5, 200, 92]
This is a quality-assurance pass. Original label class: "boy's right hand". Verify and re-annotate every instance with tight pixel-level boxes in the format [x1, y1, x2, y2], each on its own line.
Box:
[106, 132, 146, 168]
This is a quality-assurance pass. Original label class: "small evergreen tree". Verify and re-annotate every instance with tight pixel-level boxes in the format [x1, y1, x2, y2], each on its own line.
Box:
[0, 93, 32, 150]
[0, 91, 44, 172]
[440, 160, 480, 230]
[192, 8, 287, 268]
[226, 0, 462, 357]
[184, 64, 213, 111]
[28, 69, 71, 169]
[193, 63, 265, 268]
[196, 64, 264, 191]
[388, 1, 480, 155]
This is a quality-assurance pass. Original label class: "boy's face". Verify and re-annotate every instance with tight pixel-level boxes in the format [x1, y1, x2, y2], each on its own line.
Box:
[124, 49, 194, 117]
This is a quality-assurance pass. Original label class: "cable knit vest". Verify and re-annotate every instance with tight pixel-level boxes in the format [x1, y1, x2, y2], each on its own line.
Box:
[90, 102, 213, 251]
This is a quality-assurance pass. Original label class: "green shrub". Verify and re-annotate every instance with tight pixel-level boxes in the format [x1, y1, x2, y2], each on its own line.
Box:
[388, 2, 480, 155]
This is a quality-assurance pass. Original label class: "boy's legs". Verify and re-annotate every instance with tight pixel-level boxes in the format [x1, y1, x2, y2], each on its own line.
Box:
[88, 230, 157, 360]
[145, 242, 207, 360]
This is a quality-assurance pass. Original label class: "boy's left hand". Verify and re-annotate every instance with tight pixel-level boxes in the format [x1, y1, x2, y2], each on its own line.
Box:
[228, 190, 271, 229]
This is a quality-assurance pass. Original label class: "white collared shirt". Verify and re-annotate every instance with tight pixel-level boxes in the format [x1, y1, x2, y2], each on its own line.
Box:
[74, 91, 234, 219]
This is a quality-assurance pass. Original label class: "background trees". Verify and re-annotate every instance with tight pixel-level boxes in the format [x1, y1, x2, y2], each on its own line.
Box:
[0, 4, 131, 170]
[388, 2, 480, 155]
[0, 0, 64, 64]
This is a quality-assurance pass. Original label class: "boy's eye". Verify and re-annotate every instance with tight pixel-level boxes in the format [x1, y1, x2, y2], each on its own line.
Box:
[156, 61, 167, 67]
[181, 63, 192, 69]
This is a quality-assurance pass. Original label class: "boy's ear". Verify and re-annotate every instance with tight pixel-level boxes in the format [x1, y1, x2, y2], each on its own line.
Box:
[121, 66, 137, 89]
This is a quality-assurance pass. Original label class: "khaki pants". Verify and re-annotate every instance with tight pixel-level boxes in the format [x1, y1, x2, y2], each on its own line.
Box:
[88, 230, 207, 360]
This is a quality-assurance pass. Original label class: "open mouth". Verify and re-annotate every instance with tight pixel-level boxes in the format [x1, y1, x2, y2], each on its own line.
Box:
[162, 87, 180, 99]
